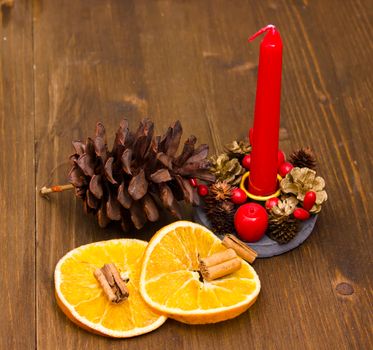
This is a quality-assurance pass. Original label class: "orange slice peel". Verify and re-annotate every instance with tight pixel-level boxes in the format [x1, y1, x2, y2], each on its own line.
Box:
[54, 239, 167, 338]
[139, 221, 261, 324]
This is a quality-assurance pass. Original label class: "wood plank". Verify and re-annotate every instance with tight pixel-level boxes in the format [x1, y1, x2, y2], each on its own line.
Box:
[33, 0, 215, 348]
[248, 1, 373, 348]
[34, 0, 372, 349]
[0, 1, 35, 349]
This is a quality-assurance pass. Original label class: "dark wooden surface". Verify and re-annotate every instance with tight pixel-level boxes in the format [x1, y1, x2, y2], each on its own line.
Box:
[0, 0, 372, 349]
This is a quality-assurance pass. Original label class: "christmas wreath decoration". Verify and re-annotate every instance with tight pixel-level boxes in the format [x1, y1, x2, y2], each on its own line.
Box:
[200, 138, 327, 245]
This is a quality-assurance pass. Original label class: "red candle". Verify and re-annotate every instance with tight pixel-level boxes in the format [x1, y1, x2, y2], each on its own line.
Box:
[248, 25, 283, 196]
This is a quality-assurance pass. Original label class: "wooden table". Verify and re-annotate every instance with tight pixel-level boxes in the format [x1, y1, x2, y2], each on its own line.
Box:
[1, 0, 372, 349]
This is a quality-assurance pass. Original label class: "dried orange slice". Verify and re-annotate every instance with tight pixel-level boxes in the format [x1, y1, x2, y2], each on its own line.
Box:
[55, 239, 166, 337]
[139, 221, 260, 324]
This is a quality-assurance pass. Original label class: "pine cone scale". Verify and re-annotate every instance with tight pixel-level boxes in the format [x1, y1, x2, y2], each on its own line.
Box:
[107, 193, 121, 221]
[165, 120, 182, 157]
[142, 194, 159, 222]
[93, 135, 108, 164]
[86, 190, 99, 209]
[76, 154, 95, 177]
[104, 157, 117, 184]
[68, 166, 86, 188]
[128, 169, 148, 201]
[117, 182, 133, 209]
[72, 141, 85, 155]
[186, 144, 209, 164]
[121, 149, 133, 175]
[175, 175, 194, 204]
[89, 174, 103, 199]
[150, 169, 172, 183]
[97, 205, 110, 228]
[174, 135, 197, 167]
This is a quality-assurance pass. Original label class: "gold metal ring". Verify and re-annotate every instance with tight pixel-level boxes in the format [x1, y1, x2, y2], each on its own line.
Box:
[240, 171, 282, 201]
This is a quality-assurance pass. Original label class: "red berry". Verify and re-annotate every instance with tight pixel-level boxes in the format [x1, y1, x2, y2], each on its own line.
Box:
[242, 154, 251, 170]
[249, 128, 254, 144]
[265, 197, 279, 210]
[189, 178, 198, 188]
[234, 203, 268, 242]
[303, 191, 316, 211]
[231, 188, 247, 204]
[277, 150, 286, 169]
[279, 162, 294, 177]
[197, 184, 209, 197]
[293, 208, 310, 221]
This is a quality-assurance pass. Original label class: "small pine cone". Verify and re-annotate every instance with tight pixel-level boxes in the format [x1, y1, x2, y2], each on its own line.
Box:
[206, 200, 235, 236]
[204, 182, 234, 234]
[289, 148, 316, 170]
[267, 214, 299, 244]
[209, 154, 245, 185]
[209, 181, 233, 201]
[272, 196, 298, 217]
[280, 168, 327, 213]
[225, 139, 251, 158]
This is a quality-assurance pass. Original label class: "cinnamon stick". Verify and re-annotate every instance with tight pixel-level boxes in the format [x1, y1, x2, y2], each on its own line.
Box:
[199, 248, 237, 268]
[200, 258, 242, 281]
[103, 263, 129, 297]
[94, 263, 129, 303]
[199, 249, 242, 282]
[222, 234, 257, 263]
[93, 268, 117, 302]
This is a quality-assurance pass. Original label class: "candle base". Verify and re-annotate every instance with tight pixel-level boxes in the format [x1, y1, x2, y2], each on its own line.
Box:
[240, 171, 282, 201]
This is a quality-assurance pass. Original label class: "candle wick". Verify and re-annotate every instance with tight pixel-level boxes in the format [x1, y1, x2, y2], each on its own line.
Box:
[248, 24, 276, 42]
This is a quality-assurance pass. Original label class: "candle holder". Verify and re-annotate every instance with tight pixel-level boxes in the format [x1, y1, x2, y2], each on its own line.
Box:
[240, 171, 282, 201]
[196, 139, 328, 258]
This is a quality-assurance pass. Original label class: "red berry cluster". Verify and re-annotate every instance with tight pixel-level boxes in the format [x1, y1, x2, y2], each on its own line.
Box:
[293, 191, 316, 220]
[189, 178, 209, 197]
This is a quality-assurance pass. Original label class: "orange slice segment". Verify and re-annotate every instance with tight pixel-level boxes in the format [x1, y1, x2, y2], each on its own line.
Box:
[140, 221, 260, 324]
[55, 239, 166, 337]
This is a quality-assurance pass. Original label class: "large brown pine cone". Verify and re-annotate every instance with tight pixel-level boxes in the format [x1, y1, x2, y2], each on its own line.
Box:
[68, 119, 215, 231]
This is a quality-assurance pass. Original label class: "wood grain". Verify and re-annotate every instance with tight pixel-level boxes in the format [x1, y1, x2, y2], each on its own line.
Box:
[0, 0, 371, 349]
[0, 1, 35, 349]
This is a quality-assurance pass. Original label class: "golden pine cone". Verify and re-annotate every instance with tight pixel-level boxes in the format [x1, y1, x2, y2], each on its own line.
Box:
[209, 153, 245, 185]
[225, 139, 251, 157]
[280, 167, 327, 213]
[271, 196, 298, 217]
